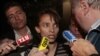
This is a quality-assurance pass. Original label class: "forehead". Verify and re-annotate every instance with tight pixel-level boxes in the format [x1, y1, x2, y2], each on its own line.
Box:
[40, 14, 55, 22]
[6, 6, 22, 13]
[38, 14, 58, 26]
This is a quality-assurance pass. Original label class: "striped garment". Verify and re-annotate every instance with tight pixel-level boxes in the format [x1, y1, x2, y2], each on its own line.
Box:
[54, 43, 72, 56]
[24, 43, 72, 56]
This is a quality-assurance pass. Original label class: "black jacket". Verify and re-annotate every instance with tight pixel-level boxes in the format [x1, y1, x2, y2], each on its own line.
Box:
[87, 25, 100, 54]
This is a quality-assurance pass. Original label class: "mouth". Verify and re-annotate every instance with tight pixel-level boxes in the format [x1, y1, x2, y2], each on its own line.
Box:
[48, 35, 55, 38]
[75, 34, 82, 37]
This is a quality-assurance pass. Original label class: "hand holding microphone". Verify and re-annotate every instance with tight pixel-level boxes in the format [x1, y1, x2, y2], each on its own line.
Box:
[15, 34, 31, 46]
[63, 30, 98, 56]
[0, 34, 31, 56]
[28, 37, 49, 56]
[0, 38, 17, 56]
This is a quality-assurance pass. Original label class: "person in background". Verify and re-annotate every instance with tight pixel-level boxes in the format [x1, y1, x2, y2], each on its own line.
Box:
[0, 1, 37, 56]
[71, 0, 100, 56]
[69, 17, 85, 39]
[28, 9, 72, 56]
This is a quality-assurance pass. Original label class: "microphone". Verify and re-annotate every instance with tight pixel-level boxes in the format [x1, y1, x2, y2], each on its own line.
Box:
[13, 34, 31, 46]
[62, 30, 77, 43]
[38, 37, 49, 51]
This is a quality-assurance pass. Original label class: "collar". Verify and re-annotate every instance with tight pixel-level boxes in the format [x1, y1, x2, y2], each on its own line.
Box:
[89, 19, 100, 32]
[14, 26, 31, 40]
[86, 19, 100, 39]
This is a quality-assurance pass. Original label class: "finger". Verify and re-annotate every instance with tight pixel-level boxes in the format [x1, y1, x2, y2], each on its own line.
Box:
[2, 44, 13, 52]
[40, 49, 48, 54]
[8, 43, 17, 50]
[39, 52, 46, 56]
[5, 45, 12, 52]
[28, 47, 39, 55]
[72, 52, 79, 56]
[31, 47, 38, 53]
[1, 48, 9, 55]
[69, 42, 73, 47]
[33, 51, 46, 56]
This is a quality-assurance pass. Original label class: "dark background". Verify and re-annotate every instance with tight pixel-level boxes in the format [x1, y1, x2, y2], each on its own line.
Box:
[0, 0, 71, 40]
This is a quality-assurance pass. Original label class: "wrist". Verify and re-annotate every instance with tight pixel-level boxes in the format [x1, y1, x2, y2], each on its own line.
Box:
[90, 54, 99, 56]
[87, 49, 98, 56]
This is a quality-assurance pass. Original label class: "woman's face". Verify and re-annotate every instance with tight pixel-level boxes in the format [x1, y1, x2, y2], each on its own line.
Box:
[35, 14, 59, 43]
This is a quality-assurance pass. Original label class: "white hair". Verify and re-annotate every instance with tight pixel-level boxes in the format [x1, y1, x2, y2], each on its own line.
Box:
[71, 0, 100, 10]
[87, 0, 100, 9]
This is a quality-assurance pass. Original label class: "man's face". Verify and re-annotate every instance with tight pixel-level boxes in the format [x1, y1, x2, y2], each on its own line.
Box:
[6, 6, 27, 30]
[35, 14, 59, 43]
[72, 4, 89, 32]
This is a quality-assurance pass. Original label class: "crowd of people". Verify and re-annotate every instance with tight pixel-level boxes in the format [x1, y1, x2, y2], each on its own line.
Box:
[0, 0, 100, 56]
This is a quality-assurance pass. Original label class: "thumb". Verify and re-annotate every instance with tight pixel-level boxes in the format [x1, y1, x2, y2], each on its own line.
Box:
[40, 49, 48, 54]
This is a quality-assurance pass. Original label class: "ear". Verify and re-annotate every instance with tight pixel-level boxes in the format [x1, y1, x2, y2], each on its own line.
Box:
[35, 26, 40, 33]
[80, 0, 89, 15]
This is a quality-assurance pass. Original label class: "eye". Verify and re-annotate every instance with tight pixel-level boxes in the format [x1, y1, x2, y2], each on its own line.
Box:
[8, 15, 15, 21]
[44, 23, 49, 27]
[16, 11, 23, 15]
[17, 12, 23, 14]
[54, 24, 58, 28]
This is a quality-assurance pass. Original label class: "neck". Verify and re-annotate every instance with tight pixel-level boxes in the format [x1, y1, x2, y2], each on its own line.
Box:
[15, 26, 28, 36]
[47, 42, 57, 56]
[48, 42, 57, 51]
[86, 8, 100, 31]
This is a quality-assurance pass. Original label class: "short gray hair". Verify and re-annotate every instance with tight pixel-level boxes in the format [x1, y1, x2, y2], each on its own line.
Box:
[87, 0, 100, 9]
[71, 0, 100, 10]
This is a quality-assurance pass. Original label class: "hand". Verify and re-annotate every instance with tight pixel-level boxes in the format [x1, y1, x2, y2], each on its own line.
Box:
[28, 47, 48, 56]
[0, 38, 17, 56]
[71, 39, 98, 56]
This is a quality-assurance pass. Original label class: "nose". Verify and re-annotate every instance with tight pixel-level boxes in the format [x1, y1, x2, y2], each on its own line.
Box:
[75, 27, 78, 31]
[14, 15, 19, 20]
[50, 26, 54, 33]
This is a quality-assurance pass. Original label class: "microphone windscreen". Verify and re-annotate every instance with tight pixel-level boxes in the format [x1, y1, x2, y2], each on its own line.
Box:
[63, 30, 76, 43]
[16, 34, 31, 46]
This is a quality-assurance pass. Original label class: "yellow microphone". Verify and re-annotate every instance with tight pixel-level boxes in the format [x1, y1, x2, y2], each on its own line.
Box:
[38, 37, 49, 51]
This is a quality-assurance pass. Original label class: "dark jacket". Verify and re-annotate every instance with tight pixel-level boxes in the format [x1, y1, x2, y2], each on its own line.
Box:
[0, 26, 39, 56]
[87, 25, 100, 54]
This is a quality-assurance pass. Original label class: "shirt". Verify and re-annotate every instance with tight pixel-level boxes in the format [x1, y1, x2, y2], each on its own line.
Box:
[14, 26, 32, 56]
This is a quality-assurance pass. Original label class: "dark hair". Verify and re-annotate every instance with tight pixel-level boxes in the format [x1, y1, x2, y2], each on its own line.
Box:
[35, 8, 61, 27]
[4, 1, 24, 14]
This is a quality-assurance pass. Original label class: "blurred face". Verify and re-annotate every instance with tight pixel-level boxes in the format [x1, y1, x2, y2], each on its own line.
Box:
[72, 4, 89, 32]
[6, 6, 27, 30]
[70, 19, 83, 38]
[35, 14, 59, 43]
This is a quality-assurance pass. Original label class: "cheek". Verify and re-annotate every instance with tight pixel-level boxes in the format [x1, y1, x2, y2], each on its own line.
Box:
[9, 20, 16, 25]
[70, 27, 76, 34]
[40, 28, 49, 37]
[74, 8, 83, 21]
[74, 12, 83, 26]
[55, 28, 59, 35]
[18, 13, 26, 19]
[75, 12, 81, 20]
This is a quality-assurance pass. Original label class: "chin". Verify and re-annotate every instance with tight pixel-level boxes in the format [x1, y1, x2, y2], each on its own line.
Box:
[49, 40, 56, 44]
[49, 42, 55, 44]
